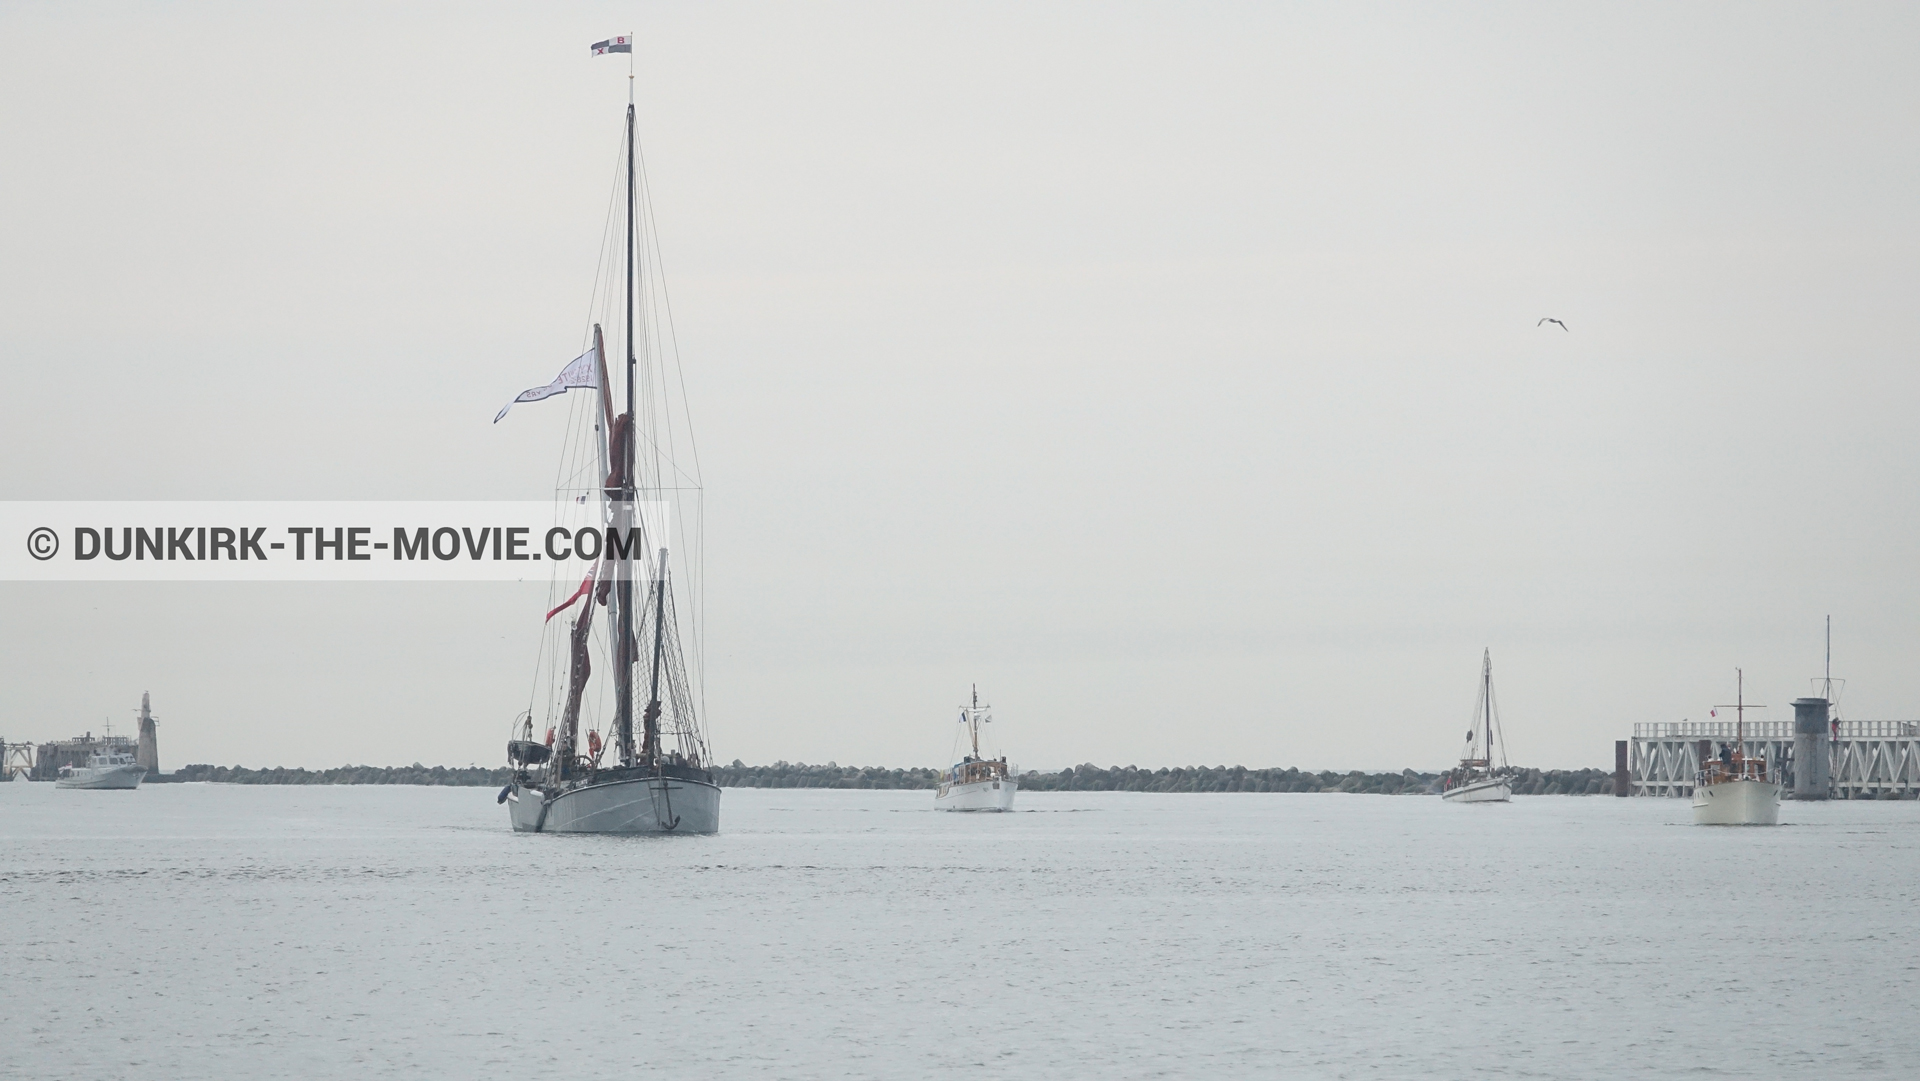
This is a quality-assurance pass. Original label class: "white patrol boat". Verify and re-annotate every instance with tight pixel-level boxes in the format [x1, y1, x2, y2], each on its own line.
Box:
[935, 687, 1016, 812]
[56, 746, 146, 790]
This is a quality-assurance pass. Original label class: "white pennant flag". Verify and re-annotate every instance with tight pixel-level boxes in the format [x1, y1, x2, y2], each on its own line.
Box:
[494, 347, 599, 423]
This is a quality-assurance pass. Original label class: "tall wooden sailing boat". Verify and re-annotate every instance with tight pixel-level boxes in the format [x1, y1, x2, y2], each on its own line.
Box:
[1441, 649, 1515, 803]
[1691, 669, 1780, 825]
[935, 686, 1015, 812]
[498, 46, 718, 834]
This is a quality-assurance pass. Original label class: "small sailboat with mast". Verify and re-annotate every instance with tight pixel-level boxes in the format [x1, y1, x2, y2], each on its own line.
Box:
[1441, 649, 1515, 803]
[935, 686, 1015, 812]
[1691, 669, 1780, 825]
[496, 38, 717, 834]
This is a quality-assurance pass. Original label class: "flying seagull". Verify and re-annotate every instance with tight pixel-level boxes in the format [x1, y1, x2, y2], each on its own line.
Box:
[1538, 317, 1568, 331]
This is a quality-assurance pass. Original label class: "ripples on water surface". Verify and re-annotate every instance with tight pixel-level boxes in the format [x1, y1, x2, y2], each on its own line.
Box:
[2, 783, 1915, 1079]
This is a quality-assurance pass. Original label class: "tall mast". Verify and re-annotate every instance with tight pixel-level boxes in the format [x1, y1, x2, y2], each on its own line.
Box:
[1482, 649, 1492, 763]
[1712, 672, 1762, 773]
[643, 547, 669, 767]
[625, 99, 636, 457]
[1824, 615, 1833, 700]
[1736, 668, 1744, 751]
[613, 99, 640, 767]
[588, 321, 617, 775]
[971, 685, 981, 758]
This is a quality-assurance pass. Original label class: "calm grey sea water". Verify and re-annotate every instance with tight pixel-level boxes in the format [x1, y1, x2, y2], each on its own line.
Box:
[2, 782, 1915, 1079]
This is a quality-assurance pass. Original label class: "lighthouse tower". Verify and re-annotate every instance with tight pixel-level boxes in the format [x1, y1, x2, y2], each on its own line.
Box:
[135, 692, 160, 776]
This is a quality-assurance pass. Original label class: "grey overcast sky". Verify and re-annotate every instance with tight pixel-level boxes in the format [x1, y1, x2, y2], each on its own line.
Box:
[3, 2, 1918, 771]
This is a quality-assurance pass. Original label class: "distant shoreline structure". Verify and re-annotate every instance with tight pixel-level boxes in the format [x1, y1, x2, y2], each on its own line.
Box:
[119, 762, 1620, 795]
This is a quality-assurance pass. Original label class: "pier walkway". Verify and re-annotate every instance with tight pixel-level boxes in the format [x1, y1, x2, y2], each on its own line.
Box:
[1630, 720, 1920, 798]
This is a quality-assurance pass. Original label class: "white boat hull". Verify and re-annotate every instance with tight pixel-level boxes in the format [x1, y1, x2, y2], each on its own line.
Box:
[507, 774, 720, 834]
[1441, 777, 1510, 803]
[55, 765, 146, 790]
[935, 777, 1016, 812]
[1692, 777, 1780, 825]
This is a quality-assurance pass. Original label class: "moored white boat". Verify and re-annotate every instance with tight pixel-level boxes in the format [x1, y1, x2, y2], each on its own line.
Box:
[936, 687, 1016, 812]
[1442, 775, 1511, 803]
[1441, 649, 1516, 804]
[1692, 776, 1780, 825]
[1691, 670, 1781, 825]
[55, 748, 145, 790]
[936, 775, 1016, 812]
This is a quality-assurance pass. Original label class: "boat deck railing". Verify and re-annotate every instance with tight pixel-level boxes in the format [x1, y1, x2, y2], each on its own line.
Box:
[1633, 719, 1920, 739]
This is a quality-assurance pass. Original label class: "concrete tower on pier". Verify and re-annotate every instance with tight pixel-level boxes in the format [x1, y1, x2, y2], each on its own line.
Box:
[1792, 697, 1829, 799]
[135, 692, 159, 776]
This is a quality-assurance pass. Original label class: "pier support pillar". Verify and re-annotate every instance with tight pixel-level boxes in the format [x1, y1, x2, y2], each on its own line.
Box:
[1792, 697, 1830, 800]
